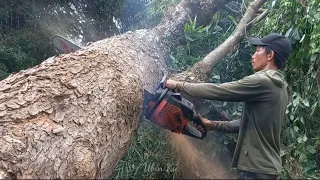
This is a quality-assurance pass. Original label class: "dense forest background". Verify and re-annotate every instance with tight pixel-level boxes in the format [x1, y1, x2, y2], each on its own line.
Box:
[0, 0, 319, 179]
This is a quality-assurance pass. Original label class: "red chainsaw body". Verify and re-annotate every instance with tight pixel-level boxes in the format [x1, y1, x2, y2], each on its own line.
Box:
[148, 100, 189, 134]
[145, 85, 207, 139]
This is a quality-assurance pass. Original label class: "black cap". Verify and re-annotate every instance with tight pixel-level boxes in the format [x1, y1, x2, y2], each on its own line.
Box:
[249, 33, 292, 62]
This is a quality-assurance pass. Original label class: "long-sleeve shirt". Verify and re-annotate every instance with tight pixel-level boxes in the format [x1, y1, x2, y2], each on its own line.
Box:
[176, 70, 288, 175]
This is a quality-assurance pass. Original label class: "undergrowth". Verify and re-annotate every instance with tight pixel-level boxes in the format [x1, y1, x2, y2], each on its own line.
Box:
[110, 121, 179, 179]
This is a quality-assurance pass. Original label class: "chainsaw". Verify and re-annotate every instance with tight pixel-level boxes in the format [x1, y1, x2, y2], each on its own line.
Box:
[51, 35, 81, 54]
[144, 75, 207, 139]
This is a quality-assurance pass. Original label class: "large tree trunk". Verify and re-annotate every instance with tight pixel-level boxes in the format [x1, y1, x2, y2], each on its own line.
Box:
[0, 0, 228, 178]
[0, 38, 148, 179]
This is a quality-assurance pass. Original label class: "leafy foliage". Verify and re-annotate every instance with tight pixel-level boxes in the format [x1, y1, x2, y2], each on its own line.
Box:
[170, 12, 253, 80]
[0, 45, 36, 73]
[170, 10, 252, 124]
[121, 0, 181, 31]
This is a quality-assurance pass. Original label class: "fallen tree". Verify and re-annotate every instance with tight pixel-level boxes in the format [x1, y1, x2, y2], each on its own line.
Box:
[0, 0, 267, 178]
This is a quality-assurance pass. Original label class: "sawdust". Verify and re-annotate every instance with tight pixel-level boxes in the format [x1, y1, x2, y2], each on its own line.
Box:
[169, 133, 236, 179]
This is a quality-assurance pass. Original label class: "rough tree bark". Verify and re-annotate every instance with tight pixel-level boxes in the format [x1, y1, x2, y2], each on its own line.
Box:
[1, 0, 270, 179]
[0, 0, 238, 179]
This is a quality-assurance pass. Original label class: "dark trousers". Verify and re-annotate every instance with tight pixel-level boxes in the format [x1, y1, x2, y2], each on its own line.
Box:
[237, 170, 279, 180]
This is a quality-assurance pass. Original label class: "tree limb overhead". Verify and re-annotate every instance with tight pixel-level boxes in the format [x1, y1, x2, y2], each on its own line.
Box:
[174, 0, 268, 82]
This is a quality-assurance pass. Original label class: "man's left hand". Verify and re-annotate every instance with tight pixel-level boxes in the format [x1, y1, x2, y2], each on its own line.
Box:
[197, 114, 212, 131]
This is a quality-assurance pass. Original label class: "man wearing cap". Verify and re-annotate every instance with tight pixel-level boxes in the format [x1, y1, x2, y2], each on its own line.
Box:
[165, 33, 292, 179]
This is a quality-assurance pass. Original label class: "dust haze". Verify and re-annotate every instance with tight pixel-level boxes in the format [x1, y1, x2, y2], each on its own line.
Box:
[170, 133, 236, 179]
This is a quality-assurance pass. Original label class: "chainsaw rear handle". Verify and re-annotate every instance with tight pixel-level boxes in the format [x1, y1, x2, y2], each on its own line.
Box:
[193, 114, 207, 138]
[184, 120, 207, 140]
[193, 114, 207, 131]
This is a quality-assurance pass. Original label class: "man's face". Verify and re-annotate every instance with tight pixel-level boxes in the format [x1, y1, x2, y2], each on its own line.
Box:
[251, 46, 269, 72]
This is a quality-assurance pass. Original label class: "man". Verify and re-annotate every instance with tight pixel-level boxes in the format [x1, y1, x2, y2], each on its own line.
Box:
[165, 33, 292, 179]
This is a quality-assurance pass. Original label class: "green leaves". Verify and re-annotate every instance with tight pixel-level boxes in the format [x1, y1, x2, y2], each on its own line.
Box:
[228, 15, 237, 26]
[306, 145, 317, 154]
[302, 99, 310, 107]
[269, 0, 277, 10]
[0, 45, 37, 73]
[303, 161, 317, 173]
[297, 134, 308, 144]
[183, 16, 209, 42]
[171, 12, 236, 70]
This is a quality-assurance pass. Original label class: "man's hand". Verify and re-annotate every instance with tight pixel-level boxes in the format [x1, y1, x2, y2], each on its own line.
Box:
[165, 79, 178, 90]
[197, 114, 213, 131]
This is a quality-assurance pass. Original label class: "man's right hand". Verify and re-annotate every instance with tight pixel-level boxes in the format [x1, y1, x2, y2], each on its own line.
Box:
[165, 79, 178, 90]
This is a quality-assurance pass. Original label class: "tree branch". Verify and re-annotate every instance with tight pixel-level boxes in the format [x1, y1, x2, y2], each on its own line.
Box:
[154, 0, 235, 52]
[186, 0, 268, 81]
[247, 9, 269, 28]
[257, 8, 266, 13]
